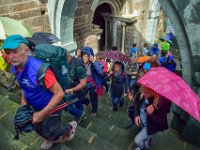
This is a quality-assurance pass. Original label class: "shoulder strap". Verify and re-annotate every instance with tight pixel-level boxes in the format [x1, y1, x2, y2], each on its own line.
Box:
[38, 63, 51, 89]
[70, 57, 84, 76]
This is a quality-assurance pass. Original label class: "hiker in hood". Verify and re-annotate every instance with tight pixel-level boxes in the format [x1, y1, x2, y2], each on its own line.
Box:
[81, 47, 104, 117]
[2, 35, 77, 149]
[149, 43, 160, 56]
[158, 54, 176, 72]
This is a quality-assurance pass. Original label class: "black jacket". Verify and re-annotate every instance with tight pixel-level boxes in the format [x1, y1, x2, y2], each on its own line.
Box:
[134, 91, 171, 135]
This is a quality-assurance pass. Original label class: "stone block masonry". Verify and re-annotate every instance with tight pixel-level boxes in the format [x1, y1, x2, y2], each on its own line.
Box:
[0, 0, 51, 33]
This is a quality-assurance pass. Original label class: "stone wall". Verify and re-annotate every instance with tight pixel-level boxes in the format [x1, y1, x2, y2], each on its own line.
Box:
[0, 0, 50, 33]
[74, 0, 93, 49]
[73, 0, 159, 54]
[159, 0, 200, 93]
[125, 0, 151, 54]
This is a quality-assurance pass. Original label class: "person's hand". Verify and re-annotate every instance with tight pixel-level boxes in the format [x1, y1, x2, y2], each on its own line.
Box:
[32, 111, 46, 124]
[146, 105, 155, 115]
[135, 116, 141, 127]
[65, 89, 71, 94]
[21, 100, 27, 106]
[89, 55, 96, 63]
[132, 71, 137, 75]
[128, 93, 134, 100]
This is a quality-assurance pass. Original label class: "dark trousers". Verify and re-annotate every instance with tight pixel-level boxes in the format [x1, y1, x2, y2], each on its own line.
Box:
[161, 51, 168, 57]
[66, 99, 84, 117]
[34, 111, 70, 141]
[103, 82, 110, 93]
[88, 87, 98, 113]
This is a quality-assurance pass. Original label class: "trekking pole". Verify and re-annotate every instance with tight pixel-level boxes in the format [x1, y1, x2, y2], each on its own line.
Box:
[48, 98, 79, 116]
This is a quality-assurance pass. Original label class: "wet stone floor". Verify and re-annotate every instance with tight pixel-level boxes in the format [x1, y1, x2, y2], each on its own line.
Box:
[0, 85, 199, 150]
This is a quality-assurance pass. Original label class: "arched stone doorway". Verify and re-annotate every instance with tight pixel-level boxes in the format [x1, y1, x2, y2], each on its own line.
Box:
[92, 3, 112, 50]
[47, 0, 200, 90]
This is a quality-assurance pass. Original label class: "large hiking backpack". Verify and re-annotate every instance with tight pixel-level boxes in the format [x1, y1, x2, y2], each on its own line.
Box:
[34, 44, 71, 91]
[34, 44, 87, 100]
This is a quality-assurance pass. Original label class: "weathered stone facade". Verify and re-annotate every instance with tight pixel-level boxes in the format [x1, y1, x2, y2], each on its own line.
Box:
[0, 0, 50, 32]
[47, 0, 163, 54]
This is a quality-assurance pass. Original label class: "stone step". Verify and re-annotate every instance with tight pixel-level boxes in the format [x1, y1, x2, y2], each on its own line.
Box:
[0, 124, 29, 150]
[62, 104, 135, 149]
[0, 95, 42, 150]
[0, 93, 120, 150]
[62, 108, 138, 150]
[78, 116, 137, 150]
[0, 94, 73, 150]
[0, 85, 21, 104]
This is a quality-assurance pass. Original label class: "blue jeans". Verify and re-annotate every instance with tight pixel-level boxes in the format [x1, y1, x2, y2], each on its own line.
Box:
[128, 78, 136, 89]
[66, 98, 84, 117]
[128, 78, 136, 95]
[134, 127, 151, 149]
[111, 88, 123, 106]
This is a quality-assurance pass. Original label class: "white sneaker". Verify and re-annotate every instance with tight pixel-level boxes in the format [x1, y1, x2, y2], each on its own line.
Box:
[135, 147, 145, 150]
[41, 140, 53, 150]
[64, 121, 77, 141]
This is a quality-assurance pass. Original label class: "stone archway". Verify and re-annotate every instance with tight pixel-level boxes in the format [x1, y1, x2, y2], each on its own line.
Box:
[91, 0, 122, 50]
[158, 0, 195, 87]
[93, 3, 112, 50]
[47, 0, 78, 51]
[91, 0, 121, 15]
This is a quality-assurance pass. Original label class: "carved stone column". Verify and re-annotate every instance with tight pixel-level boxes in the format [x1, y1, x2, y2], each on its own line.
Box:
[121, 22, 127, 53]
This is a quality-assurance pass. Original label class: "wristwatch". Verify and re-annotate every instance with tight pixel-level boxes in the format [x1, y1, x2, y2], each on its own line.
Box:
[69, 89, 74, 94]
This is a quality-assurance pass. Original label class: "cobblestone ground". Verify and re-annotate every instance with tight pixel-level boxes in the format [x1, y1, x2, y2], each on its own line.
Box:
[0, 85, 199, 150]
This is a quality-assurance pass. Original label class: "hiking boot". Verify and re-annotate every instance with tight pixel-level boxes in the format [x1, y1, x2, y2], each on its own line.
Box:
[64, 121, 77, 141]
[145, 137, 152, 149]
[112, 105, 118, 111]
[41, 140, 53, 150]
[119, 99, 124, 107]
[74, 111, 86, 123]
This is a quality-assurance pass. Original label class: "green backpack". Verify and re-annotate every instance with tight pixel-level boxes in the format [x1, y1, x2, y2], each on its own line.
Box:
[34, 44, 71, 92]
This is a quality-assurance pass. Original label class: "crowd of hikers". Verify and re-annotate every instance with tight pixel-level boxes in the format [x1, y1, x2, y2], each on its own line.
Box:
[0, 34, 176, 150]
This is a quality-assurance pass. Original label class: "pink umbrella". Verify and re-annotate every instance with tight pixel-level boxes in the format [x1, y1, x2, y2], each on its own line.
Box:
[96, 51, 131, 63]
[138, 67, 200, 122]
[96, 50, 107, 58]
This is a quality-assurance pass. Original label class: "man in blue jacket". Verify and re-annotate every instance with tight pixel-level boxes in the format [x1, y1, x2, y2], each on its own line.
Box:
[2, 35, 77, 149]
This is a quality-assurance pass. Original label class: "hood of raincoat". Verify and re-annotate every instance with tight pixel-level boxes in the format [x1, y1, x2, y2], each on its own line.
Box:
[81, 47, 94, 57]
[153, 43, 158, 49]
[168, 55, 174, 61]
